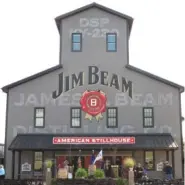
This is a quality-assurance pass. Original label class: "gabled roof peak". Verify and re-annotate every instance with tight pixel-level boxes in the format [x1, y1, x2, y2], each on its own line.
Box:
[55, 2, 133, 35]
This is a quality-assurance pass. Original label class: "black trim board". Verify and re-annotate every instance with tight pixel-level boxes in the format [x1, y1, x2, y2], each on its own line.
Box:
[55, 2, 133, 36]
[4, 92, 9, 172]
[2, 64, 62, 93]
[179, 92, 184, 177]
[126, 64, 184, 92]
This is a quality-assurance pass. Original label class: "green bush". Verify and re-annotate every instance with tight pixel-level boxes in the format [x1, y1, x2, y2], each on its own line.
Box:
[116, 178, 128, 185]
[75, 168, 88, 179]
[45, 160, 52, 168]
[124, 157, 135, 168]
[94, 169, 105, 179]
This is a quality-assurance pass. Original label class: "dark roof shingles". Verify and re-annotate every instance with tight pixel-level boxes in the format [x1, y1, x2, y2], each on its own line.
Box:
[8, 133, 178, 150]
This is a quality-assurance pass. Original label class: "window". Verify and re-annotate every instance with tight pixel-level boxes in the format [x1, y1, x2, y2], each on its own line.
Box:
[144, 151, 154, 170]
[106, 33, 117, 52]
[71, 108, 81, 128]
[34, 152, 43, 172]
[72, 33, 82, 51]
[143, 107, 154, 128]
[34, 108, 45, 128]
[107, 108, 118, 128]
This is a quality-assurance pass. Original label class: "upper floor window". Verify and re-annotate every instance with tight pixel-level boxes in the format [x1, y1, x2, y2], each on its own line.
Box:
[107, 107, 118, 128]
[143, 107, 154, 128]
[106, 33, 117, 52]
[72, 33, 82, 52]
[34, 108, 45, 128]
[71, 107, 81, 128]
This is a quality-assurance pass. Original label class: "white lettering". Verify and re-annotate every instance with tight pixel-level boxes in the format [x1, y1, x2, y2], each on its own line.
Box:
[80, 18, 89, 27]
[80, 18, 109, 28]
[13, 125, 27, 137]
[49, 125, 62, 133]
[100, 18, 109, 27]
[119, 125, 136, 133]
[131, 94, 142, 106]
[71, 93, 81, 106]
[25, 94, 39, 106]
[58, 94, 70, 106]
[90, 98, 97, 106]
[158, 93, 173, 105]
[62, 139, 66, 142]
[40, 93, 56, 106]
[143, 93, 155, 106]
[115, 93, 128, 106]
[14, 93, 25, 106]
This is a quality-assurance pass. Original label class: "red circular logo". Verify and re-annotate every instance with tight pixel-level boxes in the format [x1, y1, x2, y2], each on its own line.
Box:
[80, 90, 107, 116]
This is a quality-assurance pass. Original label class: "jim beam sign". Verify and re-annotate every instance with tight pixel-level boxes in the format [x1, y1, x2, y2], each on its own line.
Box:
[52, 65, 133, 122]
[80, 90, 106, 121]
[52, 66, 133, 99]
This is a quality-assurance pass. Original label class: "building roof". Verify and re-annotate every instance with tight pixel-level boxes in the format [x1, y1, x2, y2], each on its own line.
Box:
[1, 64, 184, 93]
[2, 64, 62, 93]
[1, 3, 184, 93]
[126, 65, 184, 92]
[8, 133, 178, 150]
[55, 2, 133, 36]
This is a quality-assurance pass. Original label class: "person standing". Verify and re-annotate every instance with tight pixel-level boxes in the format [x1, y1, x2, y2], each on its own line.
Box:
[163, 161, 173, 181]
[0, 165, 5, 185]
[134, 163, 143, 181]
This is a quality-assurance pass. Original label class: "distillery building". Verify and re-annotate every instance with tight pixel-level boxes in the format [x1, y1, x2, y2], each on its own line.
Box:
[2, 2, 184, 180]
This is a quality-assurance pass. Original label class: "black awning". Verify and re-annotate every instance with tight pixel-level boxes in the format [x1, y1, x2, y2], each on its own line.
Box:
[8, 133, 178, 150]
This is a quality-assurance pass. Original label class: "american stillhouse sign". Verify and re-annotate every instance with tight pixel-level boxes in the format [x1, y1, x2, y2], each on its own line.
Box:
[52, 66, 133, 99]
[53, 137, 136, 144]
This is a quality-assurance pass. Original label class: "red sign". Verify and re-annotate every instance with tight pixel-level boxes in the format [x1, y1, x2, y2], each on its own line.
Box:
[53, 137, 135, 144]
[80, 90, 107, 121]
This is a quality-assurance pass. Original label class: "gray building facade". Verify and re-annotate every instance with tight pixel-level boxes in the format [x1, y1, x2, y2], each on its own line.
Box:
[2, 2, 184, 180]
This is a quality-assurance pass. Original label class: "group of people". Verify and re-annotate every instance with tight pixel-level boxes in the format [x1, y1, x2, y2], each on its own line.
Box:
[134, 163, 148, 181]
[133, 161, 173, 181]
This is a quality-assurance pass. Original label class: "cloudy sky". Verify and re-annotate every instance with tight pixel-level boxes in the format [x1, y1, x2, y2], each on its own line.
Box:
[0, 0, 184, 143]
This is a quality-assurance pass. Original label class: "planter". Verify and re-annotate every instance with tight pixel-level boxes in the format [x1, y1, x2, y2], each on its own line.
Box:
[58, 168, 68, 179]
[88, 165, 96, 176]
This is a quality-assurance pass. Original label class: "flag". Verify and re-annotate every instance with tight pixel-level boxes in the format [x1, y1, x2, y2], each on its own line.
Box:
[93, 150, 103, 164]
[91, 153, 95, 164]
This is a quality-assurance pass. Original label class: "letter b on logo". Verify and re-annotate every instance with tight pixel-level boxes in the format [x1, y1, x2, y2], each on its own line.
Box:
[90, 98, 97, 107]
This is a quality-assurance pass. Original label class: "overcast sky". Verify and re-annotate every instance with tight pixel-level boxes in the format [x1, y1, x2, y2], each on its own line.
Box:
[0, 0, 184, 143]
